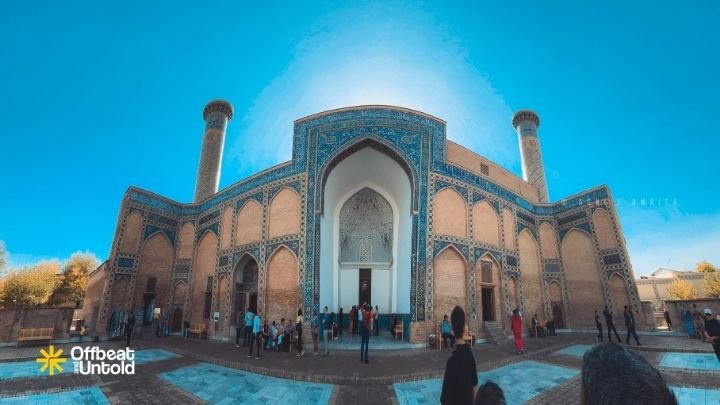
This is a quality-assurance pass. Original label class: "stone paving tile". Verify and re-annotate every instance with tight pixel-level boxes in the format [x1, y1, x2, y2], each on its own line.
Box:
[553, 344, 594, 358]
[0, 386, 109, 404]
[159, 362, 333, 404]
[671, 386, 720, 404]
[660, 353, 720, 371]
[0, 333, 716, 404]
[394, 360, 578, 405]
[331, 384, 397, 405]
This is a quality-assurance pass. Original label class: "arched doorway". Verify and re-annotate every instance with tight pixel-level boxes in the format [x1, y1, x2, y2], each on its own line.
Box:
[320, 146, 413, 315]
[549, 281, 564, 328]
[172, 307, 183, 332]
[171, 282, 186, 332]
[232, 256, 258, 324]
[476, 255, 501, 323]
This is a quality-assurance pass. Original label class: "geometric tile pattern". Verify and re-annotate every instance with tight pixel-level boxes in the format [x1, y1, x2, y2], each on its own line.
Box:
[660, 353, 720, 371]
[0, 349, 179, 381]
[393, 360, 578, 405]
[158, 363, 334, 404]
[101, 105, 640, 333]
[133, 349, 181, 364]
[0, 359, 73, 380]
[553, 344, 594, 358]
[670, 386, 720, 405]
[0, 387, 109, 404]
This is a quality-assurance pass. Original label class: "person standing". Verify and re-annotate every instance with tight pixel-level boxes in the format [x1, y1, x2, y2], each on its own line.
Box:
[693, 304, 706, 340]
[440, 306, 478, 405]
[373, 305, 380, 336]
[663, 306, 673, 331]
[235, 309, 244, 348]
[624, 306, 641, 345]
[244, 307, 254, 347]
[338, 307, 344, 336]
[683, 306, 696, 338]
[312, 317, 319, 355]
[441, 315, 455, 351]
[349, 306, 355, 335]
[247, 312, 262, 359]
[296, 308, 305, 357]
[603, 306, 622, 343]
[322, 306, 331, 356]
[595, 311, 604, 342]
[125, 310, 135, 347]
[511, 309, 524, 354]
[360, 304, 372, 364]
[701, 308, 720, 361]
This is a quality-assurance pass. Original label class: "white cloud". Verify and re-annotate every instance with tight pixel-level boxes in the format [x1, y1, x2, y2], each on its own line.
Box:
[226, 3, 518, 177]
[620, 205, 720, 277]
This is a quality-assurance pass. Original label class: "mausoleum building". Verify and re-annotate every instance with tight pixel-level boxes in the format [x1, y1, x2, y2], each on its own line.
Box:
[83, 101, 643, 342]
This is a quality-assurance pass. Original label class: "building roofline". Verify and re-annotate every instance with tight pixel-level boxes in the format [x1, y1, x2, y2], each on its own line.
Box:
[294, 105, 446, 125]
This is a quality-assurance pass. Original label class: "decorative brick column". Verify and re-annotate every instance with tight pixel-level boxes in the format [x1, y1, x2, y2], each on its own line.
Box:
[194, 100, 234, 203]
[512, 110, 549, 203]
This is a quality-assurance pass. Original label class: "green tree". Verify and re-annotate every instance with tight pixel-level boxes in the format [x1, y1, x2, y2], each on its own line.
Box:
[49, 253, 98, 307]
[695, 260, 717, 273]
[705, 272, 720, 298]
[666, 279, 698, 300]
[0, 262, 59, 307]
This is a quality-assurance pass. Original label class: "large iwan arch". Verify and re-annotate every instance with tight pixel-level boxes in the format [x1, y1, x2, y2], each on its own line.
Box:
[320, 146, 412, 315]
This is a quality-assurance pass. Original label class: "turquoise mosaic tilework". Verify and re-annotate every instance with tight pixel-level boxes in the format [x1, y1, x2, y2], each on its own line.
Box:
[553, 344, 594, 358]
[0, 349, 179, 380]
[394, 360, 578, 405]
[133, 349, 180, 364]
[0, 360, 72, 380]
[158, 362, 333, 404]
[671, 386, 720, 404]
[660, 353, 720, 371]
[0, 387, 109, 404]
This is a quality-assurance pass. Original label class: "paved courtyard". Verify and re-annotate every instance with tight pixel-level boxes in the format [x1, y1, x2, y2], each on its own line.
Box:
[0, 332, 718, 404]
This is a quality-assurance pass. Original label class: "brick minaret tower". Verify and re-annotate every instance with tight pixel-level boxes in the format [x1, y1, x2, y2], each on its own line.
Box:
[512, 110, 549, 203]
[194, 100, 234, 203]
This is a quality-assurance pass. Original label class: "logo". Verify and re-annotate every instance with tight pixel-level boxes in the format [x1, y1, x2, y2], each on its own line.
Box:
[71, 346, 135, 375]
[36, 345, 67, 376]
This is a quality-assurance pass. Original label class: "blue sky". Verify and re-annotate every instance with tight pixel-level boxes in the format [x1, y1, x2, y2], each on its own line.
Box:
[0, 1, 718, 276]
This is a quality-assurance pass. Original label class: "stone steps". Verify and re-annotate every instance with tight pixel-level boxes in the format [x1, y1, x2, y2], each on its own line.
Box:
[483, 321, 509, 346]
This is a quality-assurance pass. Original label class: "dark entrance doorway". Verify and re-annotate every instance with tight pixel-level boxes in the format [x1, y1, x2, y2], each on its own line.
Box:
[171, 307, 183, 332]
[481, 287, 495, 321]
[142, 293, 155, 325]
[359, 268, 371, 305]
[552, 302, 565, 328]
[249, 293, 257, 315]
[233, 257, 259, 323]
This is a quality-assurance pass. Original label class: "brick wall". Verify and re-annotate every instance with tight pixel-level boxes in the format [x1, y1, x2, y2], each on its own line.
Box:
[235, 201, 263, 246]
[268, 188, 300, 239]
[433, 248, 467, 323]
[561, 229, 606, 327]
[265, 247, 299, 325]
[134, 233, 174, 312]
[433, 188, 467, 239]
[519, 231, 544, 318]
[472, 201, 499, 246]
[0, 308, 74, 343]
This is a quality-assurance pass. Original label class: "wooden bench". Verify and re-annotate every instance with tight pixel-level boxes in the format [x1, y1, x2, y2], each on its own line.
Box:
[393, 320, 404, 341]
[461, 325, 475, 347]
[17, 327, 54, 346]
[188, 323, 207, 339]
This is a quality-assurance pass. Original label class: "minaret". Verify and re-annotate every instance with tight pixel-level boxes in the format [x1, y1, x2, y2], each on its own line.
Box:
[512, 110, 549, 203]
[194, 100, 234, 203]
